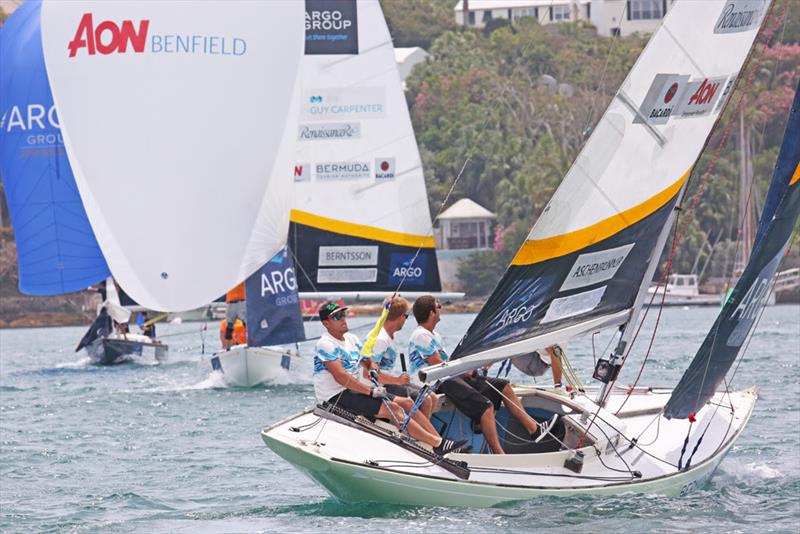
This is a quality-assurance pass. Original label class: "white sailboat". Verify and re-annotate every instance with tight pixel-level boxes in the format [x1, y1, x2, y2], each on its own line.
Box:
[288, 0, 448, 300]
[205, 0, 457, 385]
[204, 248, 307, 387]
[260, 0, 793, 506]
[77, 278, 168, 365]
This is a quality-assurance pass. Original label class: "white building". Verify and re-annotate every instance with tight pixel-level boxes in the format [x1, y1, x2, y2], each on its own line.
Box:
[394, 47, 431, 82]
[453, 0, 675, 37]
[434, 198, 496, 291]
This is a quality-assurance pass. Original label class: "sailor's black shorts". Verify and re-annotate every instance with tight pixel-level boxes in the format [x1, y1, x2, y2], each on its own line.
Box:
[327, 390, 383, 418]
[385, 382, 424, 399]
[437, 375, 509, 422]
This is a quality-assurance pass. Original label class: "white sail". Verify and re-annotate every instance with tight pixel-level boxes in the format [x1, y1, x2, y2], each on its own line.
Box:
[39, 1, 304, 311]
[423, 0, 769, 382]
[289, 0, 442, 293]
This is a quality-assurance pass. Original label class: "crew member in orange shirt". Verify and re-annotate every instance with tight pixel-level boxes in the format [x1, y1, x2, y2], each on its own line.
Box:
[219, 318, 247, 348]
[223, 282, 246, 349]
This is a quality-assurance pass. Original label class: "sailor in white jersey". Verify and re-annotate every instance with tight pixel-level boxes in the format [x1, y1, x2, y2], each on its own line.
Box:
[367, 297, 437, 420]
[313, 301, 467, 456]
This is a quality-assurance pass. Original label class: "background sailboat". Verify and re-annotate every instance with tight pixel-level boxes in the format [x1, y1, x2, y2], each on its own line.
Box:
[0, 0, 109, 295]
[206, 248, 307, 387]
[289, 0, 449, 301]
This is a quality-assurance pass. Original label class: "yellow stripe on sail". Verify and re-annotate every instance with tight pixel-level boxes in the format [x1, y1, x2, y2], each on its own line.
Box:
[790, 161, 800, 186]
[511, 170, 691, 266]
[290, 209, 436, 249]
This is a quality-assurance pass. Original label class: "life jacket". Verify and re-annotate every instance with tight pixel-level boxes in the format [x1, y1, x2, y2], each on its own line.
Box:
[226, 282, 245, 303]
[219, 318, 247, 345]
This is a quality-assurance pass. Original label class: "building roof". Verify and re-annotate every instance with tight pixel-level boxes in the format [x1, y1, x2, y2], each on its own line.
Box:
[454, 0, 588, 11]
[394, 47, 429, 63]
[437, 198, 496, 220]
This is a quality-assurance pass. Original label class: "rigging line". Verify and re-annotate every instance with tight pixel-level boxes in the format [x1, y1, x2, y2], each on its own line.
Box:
[581, 0, 628, 137]
[287, 246, 319, 294]
[610, 0, 786, 413]
[590, 409, 678, 469]
[578, 404, 636, 476]
[632, 410, 663, 447]
[391, 156, 472, 295]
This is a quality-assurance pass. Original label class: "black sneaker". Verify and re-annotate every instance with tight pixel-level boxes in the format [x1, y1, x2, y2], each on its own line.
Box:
[531, 414, 559, 443]
[434, 438, 469, 456]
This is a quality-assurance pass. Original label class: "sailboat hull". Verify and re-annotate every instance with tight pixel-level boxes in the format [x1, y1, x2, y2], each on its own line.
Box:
[86, 336, 168, 366]
[261, 386, 756, 507]
[206, 346, 297, 387]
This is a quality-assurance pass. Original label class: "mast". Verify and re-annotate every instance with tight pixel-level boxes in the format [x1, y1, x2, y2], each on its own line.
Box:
[594, 183, 688, 406]
[736, 106, 756, 274]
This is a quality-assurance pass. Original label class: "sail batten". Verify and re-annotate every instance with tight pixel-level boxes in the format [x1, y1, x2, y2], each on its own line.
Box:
[427, 0, 769, 379]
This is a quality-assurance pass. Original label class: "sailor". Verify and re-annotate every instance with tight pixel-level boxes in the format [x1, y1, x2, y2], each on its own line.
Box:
[140, 311, 156, 339]
[223, 281, 246, 349]
[514, 345, 565, 389]
[365, 296, 437, 420]
[219, 318, 247, 348]
[314, 301, 467, 456]
[409, 295, 557, 454]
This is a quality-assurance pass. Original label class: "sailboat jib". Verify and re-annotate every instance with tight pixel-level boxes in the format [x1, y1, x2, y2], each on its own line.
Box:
[429, 0, 769, 379]
[290, 0, 442, 294]
[38, 1, 306, 312]
[664, 81, 800, 420]
[245, 247, 306, 347]
[0, 0, 111, 295]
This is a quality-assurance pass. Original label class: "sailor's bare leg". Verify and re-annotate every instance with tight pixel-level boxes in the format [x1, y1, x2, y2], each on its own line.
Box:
[377, 401, 440, 447]
[395, 396, 439, 436]
[480, 407, 504, 454]
[501, 383, 538, 434]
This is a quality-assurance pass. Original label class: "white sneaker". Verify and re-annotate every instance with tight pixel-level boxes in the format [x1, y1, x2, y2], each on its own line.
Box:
[534, 414, 559, 443]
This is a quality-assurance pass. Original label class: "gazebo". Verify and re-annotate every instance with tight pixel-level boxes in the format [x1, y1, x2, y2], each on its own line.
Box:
[436, 198, 496, 250]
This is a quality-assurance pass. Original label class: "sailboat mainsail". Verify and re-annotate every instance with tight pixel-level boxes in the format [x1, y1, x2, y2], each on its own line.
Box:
[422, 0, 769, 381]
[289, 0, 442, 294]
[0, 0, 110, 295]
[664, 80, 800, 419]
[38, 1, 306, 312]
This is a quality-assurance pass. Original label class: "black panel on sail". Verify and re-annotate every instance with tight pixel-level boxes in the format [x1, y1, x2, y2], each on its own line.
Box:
[289, 219, 442, 294]
[664, 82, 800, 419]
[450, 189, 681, 361]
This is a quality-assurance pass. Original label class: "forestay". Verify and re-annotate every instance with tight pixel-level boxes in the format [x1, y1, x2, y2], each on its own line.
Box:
[245, 247, 306, 348]
[0, 0, 110, 295]
[423, 0, 769, 382]
[664, 80, 800, 419]
[289, 0, 442, 294]
[39, 1, 305, 311]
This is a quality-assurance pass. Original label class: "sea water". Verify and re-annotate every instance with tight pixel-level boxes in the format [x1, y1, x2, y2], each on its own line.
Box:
[1, 305, 798, 533]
